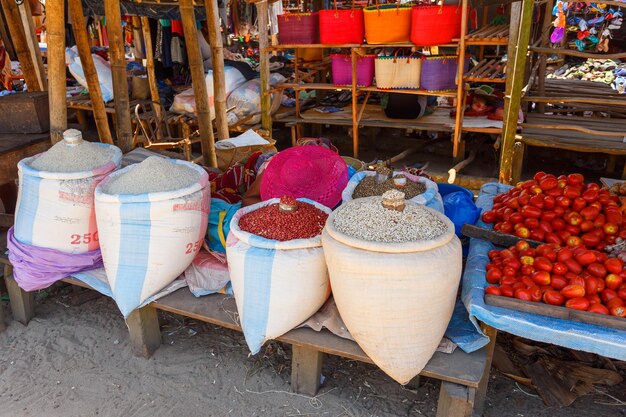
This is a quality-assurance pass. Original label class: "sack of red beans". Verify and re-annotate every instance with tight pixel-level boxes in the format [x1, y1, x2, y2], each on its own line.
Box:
[226, 197, 332, 354]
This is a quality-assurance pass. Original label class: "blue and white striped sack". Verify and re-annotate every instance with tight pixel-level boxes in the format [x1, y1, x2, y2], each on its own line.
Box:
[94, 160, 210, 317]
[226, 198, 332, 355]
[14, 143, 122, 254]
[341, 171, 444, 213]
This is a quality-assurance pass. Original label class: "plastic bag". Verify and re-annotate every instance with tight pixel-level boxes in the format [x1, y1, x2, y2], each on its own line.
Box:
[443, 191, 480, 237]
[66, 47, 115, 103]
[226, 74, 286, 125]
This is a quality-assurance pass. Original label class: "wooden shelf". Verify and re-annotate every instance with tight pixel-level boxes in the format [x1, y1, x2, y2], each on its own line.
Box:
[529, 46, 626, 60]
[464, 24, 509, 45]
[360, 86, 457, 97]
[524, 79, 626, 107]
[464, 58, 506, 83]
[264, 42, 459, 51]
[274, 83, 458, 97]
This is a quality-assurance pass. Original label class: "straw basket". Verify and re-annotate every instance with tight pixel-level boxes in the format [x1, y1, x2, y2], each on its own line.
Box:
[411, 1, 465, 46]
[420, 55, 468, 91]
[363, 2, 412, 44]
[277, 13, 319, 45]
[331, 54, 376, 87]
[375, 51, 421, 89]
[319, 0, 365, 44]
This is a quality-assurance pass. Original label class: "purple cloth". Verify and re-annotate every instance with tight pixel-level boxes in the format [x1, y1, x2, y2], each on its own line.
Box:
[7, 227, 104, 292]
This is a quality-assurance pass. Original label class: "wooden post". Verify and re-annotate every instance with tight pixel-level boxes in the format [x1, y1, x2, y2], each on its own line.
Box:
[435, 382, 476, 417]
[291, 345, 324, 396]
[351, 49, 359, 158]
[4, 264, 35, 326]
[0, 0, 42, 91]
[452, 0, 469, 162]
[69, 0, 113, 144]
[105, 0, 134, 152]
[45, 0, 66, 144]
[257, 0, 272, 133]
[180, 0, 217, 167]
[474, 324, 498, 415]
[17, 0, 46, 91]
[126, 305, 162, 358]
[0, 7, 16, 60]
[511, 141, 525, 184]
[140, 17, 163, 126]
[498, 0, 534, 184]
[536, 0, 554, 114]
[205, 0, 229, 140]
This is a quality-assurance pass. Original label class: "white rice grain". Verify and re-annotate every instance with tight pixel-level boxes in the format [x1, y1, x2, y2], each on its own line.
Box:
[29, 140, 114, 173]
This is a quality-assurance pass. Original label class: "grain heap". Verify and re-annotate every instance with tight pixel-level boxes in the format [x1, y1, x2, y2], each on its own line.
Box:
[29, 129, 115, 172]
[334, 190, 447, 243]
[239, 195, 328, 241]
[102, 156, 200, 195]
[352, 175, 426, 199]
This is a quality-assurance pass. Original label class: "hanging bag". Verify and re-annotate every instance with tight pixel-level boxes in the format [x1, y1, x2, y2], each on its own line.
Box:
[375, 49, 422, 89]
[331, 53, 376, 86]
[364, 0, 412, 44]
[411, 0, 465, 46]
[319, 0, 365, 44]
[277, 12, 320, 45]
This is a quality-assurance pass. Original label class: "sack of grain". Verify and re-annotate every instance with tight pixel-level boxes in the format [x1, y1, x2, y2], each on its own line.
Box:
[322, 193, 462, 384]
[95, 157, 210, 317]
[227, 197, 331, 354]
[342, 170, 443, 213]
[14, 130, 122, 253]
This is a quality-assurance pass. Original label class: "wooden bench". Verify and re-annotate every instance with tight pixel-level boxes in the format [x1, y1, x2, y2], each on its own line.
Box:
[0, 257, 495, 417]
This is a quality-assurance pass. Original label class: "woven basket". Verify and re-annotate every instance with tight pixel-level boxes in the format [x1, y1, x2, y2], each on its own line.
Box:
[319, 0, 365, 44]
[278, 13, 320, 45]
[364, 2, 412, 44]
[331, 54, 376, 87]
[420, 56, 468, 91]
[298, 48, 324, 62]
[411, 2, 465, 46]
[375, 51, 421, 89]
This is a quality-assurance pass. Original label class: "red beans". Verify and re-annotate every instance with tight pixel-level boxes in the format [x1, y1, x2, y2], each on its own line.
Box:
[239, 201, 328, 241]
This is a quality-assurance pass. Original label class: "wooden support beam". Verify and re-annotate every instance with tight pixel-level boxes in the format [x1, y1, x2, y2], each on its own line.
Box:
[452, 0, 469, 160]
[498, 0, 534, 184]
[205, 0, 229, 140]
[351, 49, 358, 158]
[180, 0, 217, 167]
[257, 0, 272, 133]
[46, 0, 66, 144]
[0, 7, 16, 60]
[17, 0, 46, 91]
[140, 16, 163, 127]
[69, 0, 114, 144]
[105, 0, 134, 152]
[4, 264, 35, 326]
[291, 345, 324, 396]
[126, 305, 162, 358]
[473, 324, 497, 415]
[435, 382, 476, 417]
[0, 0, 42, 91]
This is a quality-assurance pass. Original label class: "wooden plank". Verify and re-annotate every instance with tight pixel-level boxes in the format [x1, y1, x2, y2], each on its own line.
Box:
[179, 0, 218, 167]
[351, 49, 358, 158]
[105, 0, 134, 152]
[511, 141, 525, 184]
[126, 305, 162, 358]
[485, 294, 626, 331]
[499, 0, 534, 184]
[152, 289, 488, 388]
[257, 0, 272, 133]
[69, 0, 114, 144]
[140, 16, 163, 135]
[461, 224, 543, 248]
[435, 382, 475, 417]
[452, 0, 469, 160]
[4, 264, 34, 326]
[291, 345, 323, 396]
[205, 0, 229, 140]
[17, 0, 46, 92]
[529, 46, 626, 60]
[473, 324, 497, 416]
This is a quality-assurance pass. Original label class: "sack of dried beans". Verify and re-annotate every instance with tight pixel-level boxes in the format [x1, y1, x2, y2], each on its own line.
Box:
[323, 191, 462, 384]
[342, 170, 444, 213]
[226, 196, 331, 354]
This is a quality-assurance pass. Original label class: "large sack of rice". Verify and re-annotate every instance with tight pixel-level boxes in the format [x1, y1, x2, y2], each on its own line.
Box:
[322, 191, 461, 384]
[342, 170, 443, 213]
[14, 129, 122, 253]
[95, 157, 210, 317]
[227, 197, 331, 354]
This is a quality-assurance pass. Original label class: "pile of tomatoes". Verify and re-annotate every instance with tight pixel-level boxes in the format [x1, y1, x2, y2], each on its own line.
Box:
[481, 172, 625, 250]
[485, 241, 626, 317]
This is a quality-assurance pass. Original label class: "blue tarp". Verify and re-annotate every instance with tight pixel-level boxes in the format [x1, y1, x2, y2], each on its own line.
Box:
[462, 183, 626, 360]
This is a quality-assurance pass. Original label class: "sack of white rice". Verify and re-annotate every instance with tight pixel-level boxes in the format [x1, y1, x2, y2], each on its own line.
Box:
[14, 129, 122, 253]
[95, 156, 210, 317]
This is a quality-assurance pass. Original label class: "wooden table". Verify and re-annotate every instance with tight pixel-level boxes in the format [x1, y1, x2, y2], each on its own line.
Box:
[0, 256, 495, 417]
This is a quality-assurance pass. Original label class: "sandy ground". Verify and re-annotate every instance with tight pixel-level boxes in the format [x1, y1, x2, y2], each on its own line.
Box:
[0, 287, 625, 417]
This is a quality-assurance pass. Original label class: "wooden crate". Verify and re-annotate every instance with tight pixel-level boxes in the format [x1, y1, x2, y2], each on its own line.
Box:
[0, 91, 49, 133]
[485, 294, 626, 331]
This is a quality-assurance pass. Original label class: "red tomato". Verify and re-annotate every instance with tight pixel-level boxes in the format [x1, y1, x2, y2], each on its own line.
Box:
[515, 240, 530, 252]
[525, 218, 540, 229]
[556, 196, 572, 208]
[565, 259, 583, 275]
[566, 225, 581, 237]
[545, 233, 562, 245]
[557, 248, 574, 263]
[610, 305, 626, 317]
[580, 206, 599, 221]
[575, 251, 597, 266]
[561, 284, 586, 299]
[601, 289, 618, 304]
[500, 221, 513, 234]
[571, 197, 587, 212]
[605, 274, 623, 291]
[485, 286, 502, 296]
[528, 286, 542, 302]
[566, 212, 583, 226]
[529, 229, 546, 242]
[543, 290, 565, 306]
[594, 214, 606, 228]
[504, 258, 522, 271]
[587, 263, 607, 278]
[567, 173, 585, 185]
[515, 227, 530, 239]
[529, 195, 544, 209]
[543, 197, 556, 210]
[569, 276, 586, 288]
[552, 262, 568, 276]
[582, 189, 599, 203]
[607, 297, 625, 309]
[486, 268, 502, 284]
[586, 294, 602, 305]
[580, 220, 594, 233]
[499, 285, 514, 297]
[585, 277, 599, 295]
[521, 264, 535, 276]
[521, 276, 535, 289]
[550, 275, 568, 290]
[563, 186, 582, 200]
[603, 223, 619, 236]
[521, 205, 542, 219]
[514, 288, 533, 301]
[534, 257, 553, 273]
[500, 277, 517, 287]
[587, 303, 609, 315]
[539, 177, 558, 191]
[510, 213, 524, 225]
[617, 287, 626, 300]
[531, 271, 551, 286]
[565, 297, 590, 311]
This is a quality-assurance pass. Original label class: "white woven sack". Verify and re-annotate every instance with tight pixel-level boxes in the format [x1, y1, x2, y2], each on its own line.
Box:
[94, 161, 210, 317]
[375, 55, 421, 89]
[341, 170, 444, 213]
[227, 198, 331, 355]
[322, 200, 462, 384]
[14, 144, 122, 254]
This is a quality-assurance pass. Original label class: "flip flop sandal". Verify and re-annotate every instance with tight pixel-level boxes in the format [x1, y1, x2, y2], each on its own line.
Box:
[588, 34, 599, 43]
[578, 19, 589, 30]
[588, 15, 605, 24]
[577, 30, 590, 39]
[551, 27, 566, 43]
[575, 39, 587, 50]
